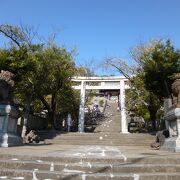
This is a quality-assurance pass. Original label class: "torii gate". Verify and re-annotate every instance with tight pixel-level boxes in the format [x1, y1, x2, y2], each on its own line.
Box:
[71, 76, 129, 133]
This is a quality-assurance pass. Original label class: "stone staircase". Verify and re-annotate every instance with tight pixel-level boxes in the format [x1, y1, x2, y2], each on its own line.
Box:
[38, 131, 154, 146]
[0, 147, 180, 179]
[94, 100, 121, 133]
[0, 100, 180, 179]
[37, 100, 153, 147]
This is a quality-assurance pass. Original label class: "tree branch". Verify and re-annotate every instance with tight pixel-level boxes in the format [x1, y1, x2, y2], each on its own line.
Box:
[0, 25, 21, 47]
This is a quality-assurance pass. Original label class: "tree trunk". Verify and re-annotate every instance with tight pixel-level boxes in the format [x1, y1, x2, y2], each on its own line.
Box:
[147, 94, 159, 131]
[148, 106, 157, 131]
[48, 110, 57, 130]
[21, 93, 31, 141]
[51, 94, 57, 129]
[164, 80, 172, 99]
[150, 111, 157, 130]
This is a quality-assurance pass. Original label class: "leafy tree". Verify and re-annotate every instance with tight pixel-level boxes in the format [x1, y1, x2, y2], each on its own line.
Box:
[0, 24, 79, 132]
[131, 39, 180, 99]
[104, 39, 180, 130]
[30, 45, 77, 127]
[126, 74, 161, 130]
[0, 40, 42, 138]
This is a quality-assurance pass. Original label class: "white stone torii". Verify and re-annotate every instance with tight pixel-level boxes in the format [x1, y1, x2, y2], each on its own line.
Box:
[71, 76, 129, 133]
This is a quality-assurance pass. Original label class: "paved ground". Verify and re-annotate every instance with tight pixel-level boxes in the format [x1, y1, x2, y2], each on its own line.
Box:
[0, 141, 180, 159]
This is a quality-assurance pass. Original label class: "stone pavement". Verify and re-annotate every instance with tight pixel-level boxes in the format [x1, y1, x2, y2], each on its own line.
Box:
[0, 141, 179, 159]
[0, 142, 179, 159]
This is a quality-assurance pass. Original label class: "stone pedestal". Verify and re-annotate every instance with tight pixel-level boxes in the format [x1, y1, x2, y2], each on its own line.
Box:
[0, 104, 22, 147]
[161, 108, 180, 152]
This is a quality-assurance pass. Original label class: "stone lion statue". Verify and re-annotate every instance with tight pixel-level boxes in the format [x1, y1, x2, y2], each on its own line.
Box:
[172, 74, 180, 108]
[0, 70, 14, 103]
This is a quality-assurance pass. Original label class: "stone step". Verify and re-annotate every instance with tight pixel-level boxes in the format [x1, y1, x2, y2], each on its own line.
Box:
[44, 137, 152, 142]
[1, 153, 180, 165]
[1, 151, 180, 179]
[48, 137, 152, 141]
[38, 132, 154, 139]
[44, 140, 152, 146]
[38, 131, 153, 136]
[0, 154, 126, 164]
[51, 135, 153, 140]
[0, 168, 180, 180]
[0, 160, 180, 174]
[48, 138, 153, 142]
[0, 169, 134, 180]
[51, 137, 153, 141]
[38, 132, 154, 146]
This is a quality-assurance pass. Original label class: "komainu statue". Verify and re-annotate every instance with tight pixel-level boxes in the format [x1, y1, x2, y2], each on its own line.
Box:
[172, 73, 180, 108]
[0, 70, 14, 104]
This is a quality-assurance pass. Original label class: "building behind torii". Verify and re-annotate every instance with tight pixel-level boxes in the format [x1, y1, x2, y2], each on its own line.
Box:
[72, 76, 129, 133]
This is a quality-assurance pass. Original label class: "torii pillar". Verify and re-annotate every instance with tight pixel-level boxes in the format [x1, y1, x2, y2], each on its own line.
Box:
[120, 80, 128, 133]
[78, 80, 86, 133]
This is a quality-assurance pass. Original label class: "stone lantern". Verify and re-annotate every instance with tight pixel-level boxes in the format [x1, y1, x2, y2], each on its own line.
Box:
[0, 71, 22, 147]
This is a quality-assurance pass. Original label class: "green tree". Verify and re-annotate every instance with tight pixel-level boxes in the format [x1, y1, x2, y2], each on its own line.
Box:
[0, 24, 79, 132]
[104, 39, 180, 130]
[31, 45, 77, 127]
[132, 39, 180, 99]
[0, 41, 42, 138]
[126, 74, 161, 130]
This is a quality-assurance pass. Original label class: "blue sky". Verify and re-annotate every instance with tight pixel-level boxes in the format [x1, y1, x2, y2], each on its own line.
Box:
[0, 0, 180, 75]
